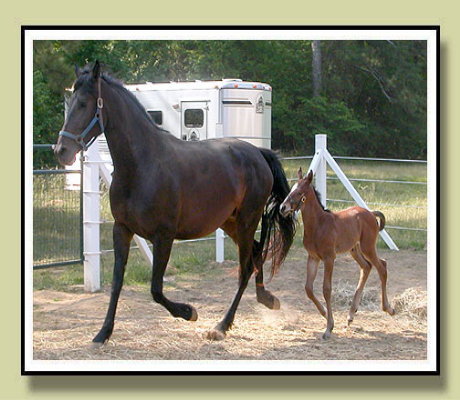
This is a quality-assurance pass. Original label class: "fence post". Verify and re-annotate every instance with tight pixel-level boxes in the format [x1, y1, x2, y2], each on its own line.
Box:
[216, 228, 225, 263]
[83, 142, 101, 292]
[315, 134, 327, 208]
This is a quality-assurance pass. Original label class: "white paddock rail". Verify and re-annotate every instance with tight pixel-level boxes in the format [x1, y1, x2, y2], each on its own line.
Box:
[82, 134, 401, 292]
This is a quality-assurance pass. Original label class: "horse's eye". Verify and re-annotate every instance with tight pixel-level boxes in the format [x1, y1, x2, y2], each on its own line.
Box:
[78, 101, 87, 108]
[301, 196, 306, 203]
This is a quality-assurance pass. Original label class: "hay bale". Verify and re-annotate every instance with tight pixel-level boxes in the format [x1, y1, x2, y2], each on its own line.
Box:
[393, 287, 427, 320]
[332, 281, 380, 311]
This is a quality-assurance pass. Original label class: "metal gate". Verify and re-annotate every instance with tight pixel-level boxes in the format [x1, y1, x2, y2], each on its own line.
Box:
[33, 145, 83, 269]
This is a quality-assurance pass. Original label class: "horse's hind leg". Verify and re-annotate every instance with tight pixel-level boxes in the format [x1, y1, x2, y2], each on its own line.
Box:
[150, 235, 198, 321]
[305, 254, 326, 318]
[207, 220, 258, 340]
[93, 223, 133, 345]
[255, 245, 280, 310]
[347, 245, 372, 326]
[361, 241, 395, 316]
[222, 220, 280, 310]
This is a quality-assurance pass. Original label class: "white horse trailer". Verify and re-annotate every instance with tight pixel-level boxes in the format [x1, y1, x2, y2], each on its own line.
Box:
[66, 79, 272, 188]
[127, 79, 272, 147]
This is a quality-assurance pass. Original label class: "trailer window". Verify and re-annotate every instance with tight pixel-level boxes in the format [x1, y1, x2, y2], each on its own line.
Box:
[184, 109, 204, 128]
[147, 110, 163, 125]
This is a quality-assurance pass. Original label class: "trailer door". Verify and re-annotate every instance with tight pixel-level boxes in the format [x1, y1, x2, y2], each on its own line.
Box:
[181, 101, 208, 141]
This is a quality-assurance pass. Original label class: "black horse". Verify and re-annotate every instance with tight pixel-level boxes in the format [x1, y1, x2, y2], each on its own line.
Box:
[54, 62, 295, 344]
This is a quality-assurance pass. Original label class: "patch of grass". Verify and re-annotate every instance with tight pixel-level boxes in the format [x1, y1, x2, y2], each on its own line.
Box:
[34, 264, 83, 291]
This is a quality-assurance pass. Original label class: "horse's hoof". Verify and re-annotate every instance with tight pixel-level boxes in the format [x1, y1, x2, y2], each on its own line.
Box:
[206, 329, 226, 341]
[322, 331, 331, 340]
[387, 307, 396, 316]
[90, 341, 105, 349]
[347, 317, 354, 326]
[271, 297, 281, 310]
[257, 291, 281, 310]
[189, 306, 198, 321]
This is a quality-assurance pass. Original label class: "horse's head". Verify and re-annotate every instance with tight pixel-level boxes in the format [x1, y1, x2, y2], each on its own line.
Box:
[280, 167, 313, 217]
[54, 61, 105, 166]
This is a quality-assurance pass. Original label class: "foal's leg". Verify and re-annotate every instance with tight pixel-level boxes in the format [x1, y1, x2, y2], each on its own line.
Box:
[93, 223, 133, 345]
[361, 241, 395, 316]
[322, 256, 336, 339]
[305, 254, 326, 318]
[347, 245, 372, 325]
[150, 235, 198, 321]
[207, 226, 257, 340]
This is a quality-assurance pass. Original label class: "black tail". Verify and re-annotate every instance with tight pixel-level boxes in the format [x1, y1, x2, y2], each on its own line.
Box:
[372, 211, 386, 231]
[257, 148, 296, 280]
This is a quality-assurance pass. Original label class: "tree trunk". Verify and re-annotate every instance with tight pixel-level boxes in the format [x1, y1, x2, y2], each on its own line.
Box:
[311, 40, 322, 97]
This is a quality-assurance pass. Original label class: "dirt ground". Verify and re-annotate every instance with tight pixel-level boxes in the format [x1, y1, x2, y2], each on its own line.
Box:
[33, 249, 427, 361]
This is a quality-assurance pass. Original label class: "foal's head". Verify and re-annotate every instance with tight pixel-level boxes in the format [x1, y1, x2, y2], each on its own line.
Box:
[54, 61, 105, 166]
[280, 168, 313, 217]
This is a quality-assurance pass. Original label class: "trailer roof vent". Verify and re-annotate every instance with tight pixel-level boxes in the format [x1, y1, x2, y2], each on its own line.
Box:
[222, 79, 242, 82]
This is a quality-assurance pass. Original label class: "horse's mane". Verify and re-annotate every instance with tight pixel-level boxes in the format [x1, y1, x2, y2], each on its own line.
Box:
[75, 66, 169, 134]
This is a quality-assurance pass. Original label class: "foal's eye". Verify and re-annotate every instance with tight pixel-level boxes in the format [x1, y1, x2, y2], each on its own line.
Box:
[301, 196, 306, 203]
[78, 101, 87, 108]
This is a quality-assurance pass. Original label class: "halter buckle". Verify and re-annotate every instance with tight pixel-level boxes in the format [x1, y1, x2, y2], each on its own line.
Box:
[97, 97, 104, 109]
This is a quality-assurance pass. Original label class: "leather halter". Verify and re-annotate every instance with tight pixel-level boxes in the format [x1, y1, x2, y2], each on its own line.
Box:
[58, 77, 105, 151]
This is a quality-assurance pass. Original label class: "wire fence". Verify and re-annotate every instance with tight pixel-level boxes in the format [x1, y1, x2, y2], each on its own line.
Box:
[33, 145, 83, 269]
[32, 146, 428, 269]
[280, 155, 427, 250]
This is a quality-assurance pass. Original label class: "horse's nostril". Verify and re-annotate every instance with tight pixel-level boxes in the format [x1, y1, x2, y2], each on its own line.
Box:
[56, 146, 67, 156]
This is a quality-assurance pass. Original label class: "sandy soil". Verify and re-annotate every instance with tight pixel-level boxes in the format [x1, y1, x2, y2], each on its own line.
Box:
[33, 249, 427, 361]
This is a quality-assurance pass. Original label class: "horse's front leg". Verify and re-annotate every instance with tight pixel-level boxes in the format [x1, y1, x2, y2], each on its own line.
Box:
[93, 223, 133, 345]
[150, 235, 198, 322]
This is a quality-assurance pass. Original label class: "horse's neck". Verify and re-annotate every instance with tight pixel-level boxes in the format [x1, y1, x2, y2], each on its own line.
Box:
[103, 85, 168, 177]
[301, 187, 326, 228]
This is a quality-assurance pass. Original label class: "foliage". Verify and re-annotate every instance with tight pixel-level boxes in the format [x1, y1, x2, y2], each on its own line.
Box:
[33, 39, 427, 159]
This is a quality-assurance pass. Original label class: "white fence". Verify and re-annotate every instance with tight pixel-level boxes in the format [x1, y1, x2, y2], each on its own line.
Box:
[81, 135, 426, 292]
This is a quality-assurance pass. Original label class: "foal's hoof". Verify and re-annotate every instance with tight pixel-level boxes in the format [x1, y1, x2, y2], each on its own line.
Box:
[347, 317, 354, 326]
[387, 307, 396, 316]
[322, 331, 331, 340]
[206, 329, 226, 341]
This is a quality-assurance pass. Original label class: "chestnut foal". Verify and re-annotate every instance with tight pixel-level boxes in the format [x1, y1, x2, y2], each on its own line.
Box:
[280, 168, 395, 339]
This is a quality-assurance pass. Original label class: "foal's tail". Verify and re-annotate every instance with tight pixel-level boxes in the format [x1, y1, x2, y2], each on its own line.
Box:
[372, 211, 386, 231]
[257, 148, 296, 280]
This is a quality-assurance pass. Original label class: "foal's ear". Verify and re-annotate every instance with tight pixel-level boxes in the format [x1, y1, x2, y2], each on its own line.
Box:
[306, 170, 314, 183]
[92, 60, 101, 80]
[297, 167, 303, 180]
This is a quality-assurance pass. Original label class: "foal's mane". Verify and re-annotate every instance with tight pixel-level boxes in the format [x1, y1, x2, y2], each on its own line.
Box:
[311, 186, 331, 213]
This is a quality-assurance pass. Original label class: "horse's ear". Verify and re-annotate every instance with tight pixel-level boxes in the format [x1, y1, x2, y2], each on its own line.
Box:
[297, 167, 303, 180]
[75, 64, 82, 77]
[92, 60, 101, 79]
[306, 170, 314, 183]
